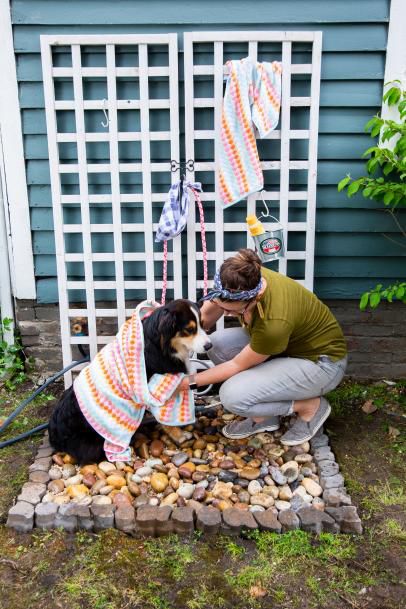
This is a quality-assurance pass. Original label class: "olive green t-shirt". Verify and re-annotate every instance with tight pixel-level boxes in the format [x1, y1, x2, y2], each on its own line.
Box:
[246, 268, 347, 362]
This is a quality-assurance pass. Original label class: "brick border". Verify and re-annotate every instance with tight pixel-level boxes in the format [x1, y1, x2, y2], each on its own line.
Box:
[6, 429, 362, 536]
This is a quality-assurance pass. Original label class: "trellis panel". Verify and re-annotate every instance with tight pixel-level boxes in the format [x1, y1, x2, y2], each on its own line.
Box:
[184, 31, 322, 301]
[41, 34, 180, 385]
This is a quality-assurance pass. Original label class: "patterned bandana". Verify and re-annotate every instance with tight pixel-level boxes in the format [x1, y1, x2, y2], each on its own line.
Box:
[201, 270, 263, 302]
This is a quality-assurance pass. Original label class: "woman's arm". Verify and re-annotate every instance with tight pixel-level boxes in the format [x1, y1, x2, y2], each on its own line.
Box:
[200, 300, 224, 331]
[178, 344, 269, 392]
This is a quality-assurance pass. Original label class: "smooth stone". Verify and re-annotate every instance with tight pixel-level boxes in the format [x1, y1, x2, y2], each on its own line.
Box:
[80, 464, 98, 476]
[106, 475, 126, 489]
[92, 495, 112, 505]
[295, 454, 313, 464]
[192, 486, 206, 502]
[61, 464, 76, 479]
[149, 497, 160, 506]
[234, 477, 249, 489]
[82, 474, 97, 488]
[160, 492, 178, 506]
[66, 484, 89, 499]
[293, 486, 313, 503]
[48, 479, 65, 494]
[196, 479, 209, 489]
[52, 454, 64, 466]
[131, 474, 143, 484]
[144, 458, 163, 469]
[301, 467, 313, 478]
[312, 497, 325, 511]
[150, 472, 169, 493]
[127, 481, 141, 497]
[177, 483, 195, 499]
[301, 478, 323, 497]
[249, 505, 265, 513]
[150, 440, 165, 457]
[212, 481, 233, 500]
[250, 493, 274, 508]
[98, 461, 117, 474]
[64, 474, 83, 487]
[90, 480, 108, 495]
[269, 466, 287, 486]
[49, 466, 62, 480]
[53, 495, 71, 505]
[136, 466, 153, 478]
[217, 471, 236, 484]
[278, 485, 293, 501]
[238, 490, 250, 504]
[113, 493, 132, 508]
[239, 467, 261, 481]
[134, 494, 149, 507]
[275, 500, 291, 511]
[263, 486, 279, 499]
[247, 480, 262, 496]
[280, 461, 299, 483]
[290, 495, 305, 512]
[264, 475, 276, 486]
[171, 453, 189, 467]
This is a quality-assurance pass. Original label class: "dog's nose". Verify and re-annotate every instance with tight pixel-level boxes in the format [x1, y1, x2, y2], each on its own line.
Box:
[203, 341, 212, 352]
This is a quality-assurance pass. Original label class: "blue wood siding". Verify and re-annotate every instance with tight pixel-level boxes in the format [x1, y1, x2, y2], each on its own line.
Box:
[12, 0, 404, 303]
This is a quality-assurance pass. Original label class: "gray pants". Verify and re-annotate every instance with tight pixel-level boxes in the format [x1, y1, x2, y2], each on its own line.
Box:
[207, 327, 347, 418]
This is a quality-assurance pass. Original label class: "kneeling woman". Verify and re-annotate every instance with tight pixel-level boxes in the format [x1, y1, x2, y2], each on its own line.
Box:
[179, 249, 347, 445]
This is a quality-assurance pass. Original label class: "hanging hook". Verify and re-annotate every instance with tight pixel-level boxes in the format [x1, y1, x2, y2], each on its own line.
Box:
[101, 99, 110, 128]
[258, 190, 271, 220]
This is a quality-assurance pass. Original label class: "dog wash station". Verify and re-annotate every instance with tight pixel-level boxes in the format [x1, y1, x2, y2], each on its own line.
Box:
[6, 32, 362, 536]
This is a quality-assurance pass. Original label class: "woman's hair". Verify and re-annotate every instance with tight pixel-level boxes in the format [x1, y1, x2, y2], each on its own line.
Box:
[219, 248, 262, 297]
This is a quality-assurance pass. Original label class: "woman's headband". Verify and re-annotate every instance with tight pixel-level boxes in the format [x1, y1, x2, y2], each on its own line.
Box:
[201, 270, 263, 302]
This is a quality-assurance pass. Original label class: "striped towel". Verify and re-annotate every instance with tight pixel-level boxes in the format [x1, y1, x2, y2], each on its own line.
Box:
[219, 58, 282, 208]
[73, 300, 194, 462]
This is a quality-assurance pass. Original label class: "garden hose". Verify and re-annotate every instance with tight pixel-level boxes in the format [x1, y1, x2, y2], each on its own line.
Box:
[0, 348, 216, 449]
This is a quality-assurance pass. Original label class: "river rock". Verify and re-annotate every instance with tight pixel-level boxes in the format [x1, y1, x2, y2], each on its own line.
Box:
[136, 466, 153, 478]
[250, 493, 274, 508]
[212, 481, 233, 500]
[49, 466, 63, 480]
[239, 467, 260, 480]
[48, 479, 65, 494]
[150, 440, 165, 457]
[280, 461, 299, 483]
[247, 480, 262, 496]
[98, 461, 116, 474]
[178, 483, 195, 499]
[301, 478, 323, 497]
[278, 485, 293, 501]
[61, 464, 76, 479]
[150, 473, 169, 493]
[269, 466, 287, 486]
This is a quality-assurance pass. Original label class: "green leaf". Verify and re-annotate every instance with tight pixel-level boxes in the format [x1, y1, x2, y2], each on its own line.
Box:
[370, 292, 381, 309]
[347, 181, 361, 197]
[396, 286, 405, 299]
[337, 176, 351, 192]
[359, 292, 370, 311]
[383, 191, 394, 205]
[371, 124, 382, 138]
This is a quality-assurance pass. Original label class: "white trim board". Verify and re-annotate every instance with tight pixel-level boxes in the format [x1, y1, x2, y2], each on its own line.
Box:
[381, 0, 406, 122]
[0, 1, 36, 300]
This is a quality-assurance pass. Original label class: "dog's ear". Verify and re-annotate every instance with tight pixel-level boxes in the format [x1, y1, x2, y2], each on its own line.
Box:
[156, 308, 177, 353]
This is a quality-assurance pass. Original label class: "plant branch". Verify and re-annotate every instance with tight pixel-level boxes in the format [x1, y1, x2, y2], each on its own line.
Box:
[386, 209, 406, 240]
[381, 233, 406, 249]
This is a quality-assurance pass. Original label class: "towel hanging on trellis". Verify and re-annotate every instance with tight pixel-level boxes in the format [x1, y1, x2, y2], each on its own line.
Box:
[219, 57, 282, 208]
[155, 180, 208, 304]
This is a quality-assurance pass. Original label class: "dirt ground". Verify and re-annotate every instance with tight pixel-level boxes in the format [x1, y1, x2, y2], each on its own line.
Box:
[0, 378, 405, 609]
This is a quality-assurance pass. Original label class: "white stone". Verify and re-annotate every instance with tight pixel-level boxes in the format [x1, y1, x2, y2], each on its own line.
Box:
[178, 483, 195, 499]
[247, 480, 262, 496]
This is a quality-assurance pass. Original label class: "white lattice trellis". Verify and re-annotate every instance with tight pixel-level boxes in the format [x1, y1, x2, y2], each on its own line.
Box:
[41, 31, 322, 387]
[184, 31, 322, 301]
[41, 34, 180, 384]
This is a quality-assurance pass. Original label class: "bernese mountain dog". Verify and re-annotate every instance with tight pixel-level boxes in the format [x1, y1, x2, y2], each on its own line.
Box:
[48, 299, 211, 464]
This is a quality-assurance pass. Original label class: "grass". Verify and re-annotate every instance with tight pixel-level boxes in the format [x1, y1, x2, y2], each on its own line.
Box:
[0, 378, 405, 609]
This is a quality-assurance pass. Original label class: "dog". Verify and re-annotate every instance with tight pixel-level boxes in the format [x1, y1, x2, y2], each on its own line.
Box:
[48, 299, 211, 464]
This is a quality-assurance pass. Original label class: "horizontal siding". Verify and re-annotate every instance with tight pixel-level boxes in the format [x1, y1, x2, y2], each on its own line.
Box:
[11, 0, 399, 304]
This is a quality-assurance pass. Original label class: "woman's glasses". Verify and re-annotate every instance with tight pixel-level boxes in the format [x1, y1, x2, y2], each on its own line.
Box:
[213, 299, 253, 316]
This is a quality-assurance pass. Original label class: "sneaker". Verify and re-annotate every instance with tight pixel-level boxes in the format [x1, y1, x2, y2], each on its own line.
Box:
[222, 416, 280, 439]
[280, 397, 331, 446]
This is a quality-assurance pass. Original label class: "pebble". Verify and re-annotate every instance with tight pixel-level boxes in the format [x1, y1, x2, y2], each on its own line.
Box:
[249, 505, 265, 513]
[64, 474, 83, 487]
[150, 473, 169, 493]
[61, 464, 76, 479]
[66, 484, 89, 498]
[136, 466, 153, 478]
[239, 467, 261, 480]
[150, 440, 164, 457]
[98, 461, 117, 474]
[49, 466, 62, 480]
[280, 461, 299, 483]
[295, 454, 313, 464]
[178, 483, 195, 499]
[247, 480, 262, 496]
[48, 479, 65, 494]
[250, 493, 274, 508]
[212, 481, 233, 500]
[171, 453, 189, 467]
[278, 485, 293, 501]
[269, 466, 287, 486]
[275, 500, 291, 511]
[92, 495, 112, 505]
[161, 492, 178, 506]
[301, 478, 323, 497]
[192, 486, 206, 502]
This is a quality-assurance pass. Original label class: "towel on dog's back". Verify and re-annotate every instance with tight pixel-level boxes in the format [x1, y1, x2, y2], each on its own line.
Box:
[73, 300, 194, 462]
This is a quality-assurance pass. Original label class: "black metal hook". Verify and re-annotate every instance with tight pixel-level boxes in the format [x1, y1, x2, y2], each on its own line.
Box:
[170, 159, 195, 201]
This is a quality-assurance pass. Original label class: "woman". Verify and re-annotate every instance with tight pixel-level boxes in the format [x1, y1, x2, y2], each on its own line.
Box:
[179, 248, 347, 445]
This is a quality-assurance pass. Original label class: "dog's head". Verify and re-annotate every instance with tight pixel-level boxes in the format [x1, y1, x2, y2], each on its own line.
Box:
[147, 299, 212, 363]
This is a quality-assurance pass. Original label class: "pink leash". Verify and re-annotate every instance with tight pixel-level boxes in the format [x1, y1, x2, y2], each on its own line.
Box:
[160, 186, 208, 305]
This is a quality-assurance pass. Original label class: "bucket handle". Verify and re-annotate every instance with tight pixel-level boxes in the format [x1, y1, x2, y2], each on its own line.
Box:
[258, 191, 284, 228]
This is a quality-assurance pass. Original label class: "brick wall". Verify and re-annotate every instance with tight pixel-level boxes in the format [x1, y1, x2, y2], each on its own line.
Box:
[14, 299, 406, 381]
